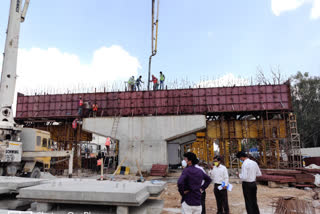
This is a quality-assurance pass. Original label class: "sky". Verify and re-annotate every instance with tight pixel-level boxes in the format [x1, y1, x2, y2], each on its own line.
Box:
[0, 0, 319, 94]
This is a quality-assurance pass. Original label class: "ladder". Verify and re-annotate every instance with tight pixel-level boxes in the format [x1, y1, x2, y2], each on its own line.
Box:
[104, 117, 120, 171]
[111, 117, 120, 140]
[287, 113, 302, 168]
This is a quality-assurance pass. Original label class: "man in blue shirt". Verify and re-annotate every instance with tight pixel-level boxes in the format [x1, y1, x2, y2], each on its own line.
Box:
[178, 152, 212, 214]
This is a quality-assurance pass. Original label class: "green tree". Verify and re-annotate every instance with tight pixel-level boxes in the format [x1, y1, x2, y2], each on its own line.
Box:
[291, 72, 320, 148]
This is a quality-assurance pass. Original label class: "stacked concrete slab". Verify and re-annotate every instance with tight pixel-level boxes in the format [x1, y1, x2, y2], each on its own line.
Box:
[0, 176, 47, 194]
[18, 178, 165, 213]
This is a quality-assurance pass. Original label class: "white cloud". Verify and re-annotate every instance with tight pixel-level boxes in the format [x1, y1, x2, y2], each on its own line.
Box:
[311, 0, 320, 19]
[196, 73, 250, 88]
[0, 45, 141, 94]
[271, 0, 320, 19]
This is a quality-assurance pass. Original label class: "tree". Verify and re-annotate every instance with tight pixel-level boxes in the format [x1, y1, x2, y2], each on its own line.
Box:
[290, 72, 320, 148]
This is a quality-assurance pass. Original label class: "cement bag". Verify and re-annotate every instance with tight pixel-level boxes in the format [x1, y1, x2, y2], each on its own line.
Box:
[315, 174, 320, 187]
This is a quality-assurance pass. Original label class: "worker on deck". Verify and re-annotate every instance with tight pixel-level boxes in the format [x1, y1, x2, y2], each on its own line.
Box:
[159, 71, 165, 90]
[236, 151, 262, 214]
[92, 103, 98, 117]
[128, 76, 135, 91]
[209, 156, 230, 214]
[78, 96, 83, 116]
[178, 152, 212, 214]
[136, 76, 144, 91]
[150, 75, 158, 91]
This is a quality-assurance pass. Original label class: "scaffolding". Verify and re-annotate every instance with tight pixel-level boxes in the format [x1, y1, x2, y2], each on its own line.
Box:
[186, 111, 302, 169]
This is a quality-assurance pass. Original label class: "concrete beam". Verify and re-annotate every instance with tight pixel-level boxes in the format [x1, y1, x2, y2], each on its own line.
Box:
[83, 115, 206, 171]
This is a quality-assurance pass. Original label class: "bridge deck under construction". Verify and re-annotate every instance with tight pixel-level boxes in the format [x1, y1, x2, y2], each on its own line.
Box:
[15, 84, 291, 121]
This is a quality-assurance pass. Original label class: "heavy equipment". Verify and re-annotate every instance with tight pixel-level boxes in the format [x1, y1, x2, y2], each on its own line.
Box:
[0, 0, 73, 178]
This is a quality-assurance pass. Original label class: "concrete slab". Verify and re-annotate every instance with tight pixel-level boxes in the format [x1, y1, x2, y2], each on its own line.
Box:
[0, 176, 48, 192]
[130, 199, 164, 214]
[18, 179, 150, 206]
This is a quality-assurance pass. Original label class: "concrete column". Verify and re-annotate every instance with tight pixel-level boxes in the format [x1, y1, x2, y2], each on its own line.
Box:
[83, 115, 206, 171]
[117, 206, 129, 214]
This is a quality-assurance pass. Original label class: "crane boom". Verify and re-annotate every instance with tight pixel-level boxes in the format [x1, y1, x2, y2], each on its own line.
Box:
[0, 0, 29, 129]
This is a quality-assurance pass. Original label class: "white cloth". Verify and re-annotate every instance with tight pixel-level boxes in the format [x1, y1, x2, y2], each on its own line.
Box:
[239, 158, 262, 182]
[208, 164, 229, 185]
[195, 164, 206, 186]
[181, 201, 202, 214]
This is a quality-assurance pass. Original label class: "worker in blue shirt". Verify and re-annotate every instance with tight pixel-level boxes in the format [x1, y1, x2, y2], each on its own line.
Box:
[178, 152, 212, 214]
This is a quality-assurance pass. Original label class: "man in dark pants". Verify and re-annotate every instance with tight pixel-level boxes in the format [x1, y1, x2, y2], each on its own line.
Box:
[178, 152, 212, 214]
[236, 151, 262, 214]
[209, 156, 229, 214]
[195, 161, 207, 214]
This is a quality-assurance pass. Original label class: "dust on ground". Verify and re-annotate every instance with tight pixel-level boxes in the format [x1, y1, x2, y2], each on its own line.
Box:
[159, 176, 316, 214]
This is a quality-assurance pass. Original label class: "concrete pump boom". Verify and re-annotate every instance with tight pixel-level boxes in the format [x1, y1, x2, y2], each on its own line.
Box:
[0, 0, 29, 129]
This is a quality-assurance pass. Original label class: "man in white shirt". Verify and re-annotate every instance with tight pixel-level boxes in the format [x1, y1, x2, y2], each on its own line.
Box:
[209, 156, 229, 214]
[236, 151, 262, 214]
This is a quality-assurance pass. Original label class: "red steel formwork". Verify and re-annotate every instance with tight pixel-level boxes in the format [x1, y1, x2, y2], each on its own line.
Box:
[15, 84, 292, 120]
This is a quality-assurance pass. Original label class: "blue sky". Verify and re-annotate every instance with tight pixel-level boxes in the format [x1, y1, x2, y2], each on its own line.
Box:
[0, 0, 319, 92]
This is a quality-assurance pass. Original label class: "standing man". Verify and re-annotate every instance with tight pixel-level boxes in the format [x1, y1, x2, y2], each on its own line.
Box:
[236, 151, 262, 214]
[128, 76, 135, 91]
[78, 96, 83, 116]
[150, 75, 158, 91]
[92, 103, 98, 117]
[136, 76, 144, 91]
[209, 156, 229, 214]
[178, 152, 212, 214]
[159, 71, 165, 90]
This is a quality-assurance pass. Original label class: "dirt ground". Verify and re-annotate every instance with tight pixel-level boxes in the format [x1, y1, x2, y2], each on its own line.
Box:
[158, 177, 317, 214]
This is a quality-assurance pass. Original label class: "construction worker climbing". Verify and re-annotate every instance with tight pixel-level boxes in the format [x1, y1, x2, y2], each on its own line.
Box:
[150, 75, 158, 91]
[160, 71, 165, 90]
[105, 137, 111, 155]
[92, 103, 98, 117]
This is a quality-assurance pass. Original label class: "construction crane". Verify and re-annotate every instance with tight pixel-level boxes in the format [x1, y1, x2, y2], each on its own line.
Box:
[147, 0, 160, 91]
[0, 0, 73, 177]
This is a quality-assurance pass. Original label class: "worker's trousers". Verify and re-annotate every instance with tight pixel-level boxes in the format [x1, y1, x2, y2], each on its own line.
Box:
[214, 184, 229, 214]
[160, 80, 164, 90]
[181, 202, 202, 214]
[201, 191, 206, 214]
[242, 182, 260, 214]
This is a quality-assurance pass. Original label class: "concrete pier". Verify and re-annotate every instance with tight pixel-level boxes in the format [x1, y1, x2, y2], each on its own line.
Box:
[83, 115, 206, 171]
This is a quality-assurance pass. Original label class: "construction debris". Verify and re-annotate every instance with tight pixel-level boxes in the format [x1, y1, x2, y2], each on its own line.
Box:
[150, 164, 168, 177]
[258, 169, 318, 188]
[273, 196, 315, 214]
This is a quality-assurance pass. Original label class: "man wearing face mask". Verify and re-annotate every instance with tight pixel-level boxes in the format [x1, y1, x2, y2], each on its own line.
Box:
[209, 156, 229, 214]
[236, 151, 261, 214]
[178, 152, 212, 214]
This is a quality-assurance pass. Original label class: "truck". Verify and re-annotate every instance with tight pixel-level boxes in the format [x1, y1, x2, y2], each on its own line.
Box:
[0, 0, 73, 178]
